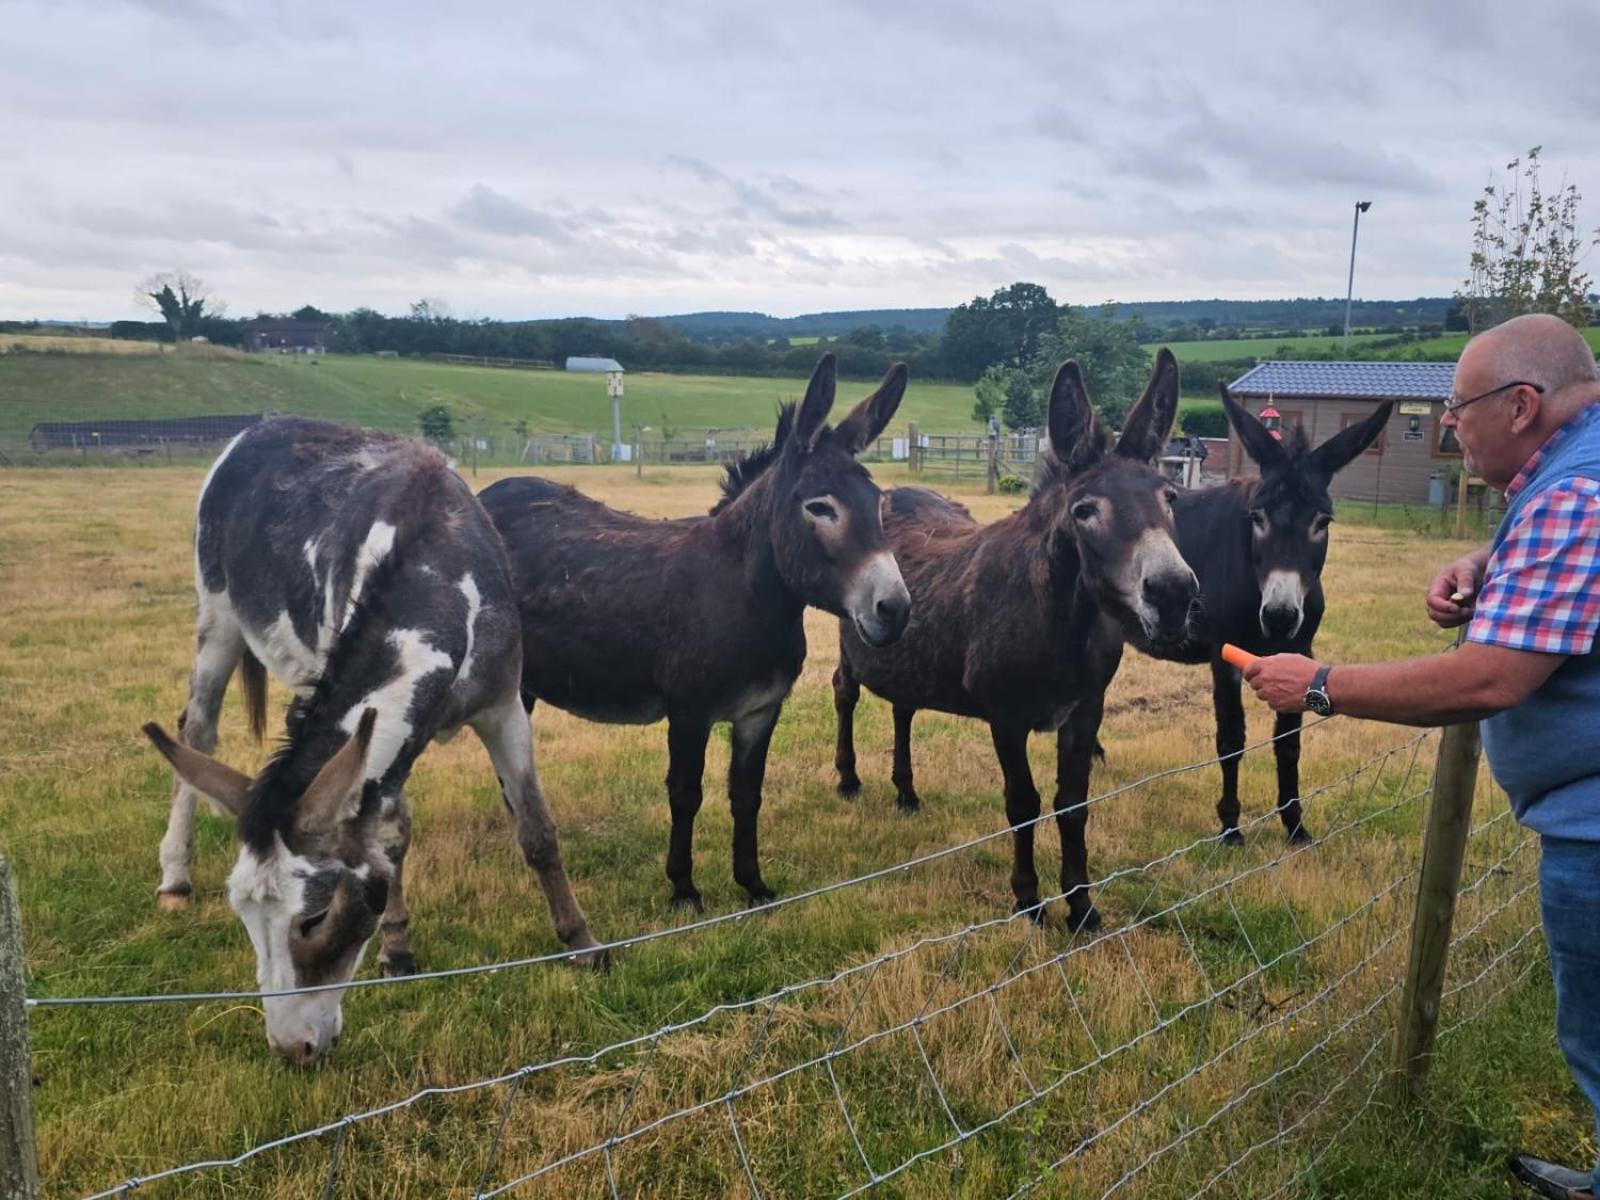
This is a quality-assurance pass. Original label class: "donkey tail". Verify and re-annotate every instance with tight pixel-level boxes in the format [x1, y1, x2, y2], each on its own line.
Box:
[238, 647, 268, 743]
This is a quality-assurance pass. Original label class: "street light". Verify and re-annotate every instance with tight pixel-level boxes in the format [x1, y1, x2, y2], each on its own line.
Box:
[1342, 200, 1373, 351]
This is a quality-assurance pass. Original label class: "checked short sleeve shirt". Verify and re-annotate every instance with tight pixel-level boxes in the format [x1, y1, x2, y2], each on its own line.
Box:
[1466, 404, 1600, 657]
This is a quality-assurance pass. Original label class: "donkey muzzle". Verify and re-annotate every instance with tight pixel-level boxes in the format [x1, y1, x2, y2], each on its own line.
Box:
[849, 552, 911, 647]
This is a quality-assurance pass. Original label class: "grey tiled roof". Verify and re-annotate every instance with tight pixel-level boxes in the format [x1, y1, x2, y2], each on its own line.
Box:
[1227, 361, 1454, 399]
[565, 356, 624, 373]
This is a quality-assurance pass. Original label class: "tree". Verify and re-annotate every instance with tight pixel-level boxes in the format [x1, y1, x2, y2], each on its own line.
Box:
[940, 281, 1059, 380]
[138, 270, 223, 340]
[1457, 147, 1599, 333]
[292, 304, 331, 321]
[1027, 305, 1150, 427]
[1001, 369, 1042, 431]
[417, 404, 455, 445]
[972, 362, 1009, 425]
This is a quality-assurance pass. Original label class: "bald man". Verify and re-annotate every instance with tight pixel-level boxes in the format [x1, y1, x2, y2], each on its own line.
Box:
[1246, 313, 1600, 1199]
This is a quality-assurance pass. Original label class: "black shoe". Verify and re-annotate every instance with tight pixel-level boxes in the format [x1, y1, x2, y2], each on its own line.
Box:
[1509, 1153, 1595, 1199]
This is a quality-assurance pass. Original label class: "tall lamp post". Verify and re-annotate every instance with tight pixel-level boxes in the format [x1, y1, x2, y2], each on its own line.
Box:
[1342, 200, 1373, 351]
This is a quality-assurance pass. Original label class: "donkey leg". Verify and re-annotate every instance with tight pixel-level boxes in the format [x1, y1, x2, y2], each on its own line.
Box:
[891, 707, 923, 812]
[832, 663, 862, 796]
[1211, 657, 1247, 845]
[665, 712, 712, 912]
[1055, 706, 1105, 934]
[1272, 710, 1310, 842]
[376, 789, 417, 976]
[729, 703, 781, 905]
[157, 594, 244, 909]
[472, 694, 603, 967]
[990, 724, 1044, 923]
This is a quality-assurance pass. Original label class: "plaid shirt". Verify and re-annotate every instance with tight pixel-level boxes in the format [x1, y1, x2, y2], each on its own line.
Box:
[1467, 404, 1600, 656]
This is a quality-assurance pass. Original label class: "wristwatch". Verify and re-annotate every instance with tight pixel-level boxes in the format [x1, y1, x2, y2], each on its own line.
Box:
[1304, 665, 1335, 716]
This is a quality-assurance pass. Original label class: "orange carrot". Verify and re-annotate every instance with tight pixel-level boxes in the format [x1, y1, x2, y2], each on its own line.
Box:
[1220, 643, 1257, 670]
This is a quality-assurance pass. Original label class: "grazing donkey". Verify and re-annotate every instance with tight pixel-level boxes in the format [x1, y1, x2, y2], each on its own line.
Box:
[480, 354, 911, 912]
[1121, 386, 1393, 844]
[832, 351, 1199, 931]
[145, 417, 602, 1063]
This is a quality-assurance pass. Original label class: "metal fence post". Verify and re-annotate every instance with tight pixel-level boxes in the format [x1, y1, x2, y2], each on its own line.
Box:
[1394, 721, 1483, 1097]
[0, 857, 41, 1200]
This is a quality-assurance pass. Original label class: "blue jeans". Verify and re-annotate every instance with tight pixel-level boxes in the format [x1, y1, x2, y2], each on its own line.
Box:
[1540, 835, 1600, 1193]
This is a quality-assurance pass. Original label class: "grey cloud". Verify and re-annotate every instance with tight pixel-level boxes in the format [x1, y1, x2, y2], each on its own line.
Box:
[451, 185, 572, 241]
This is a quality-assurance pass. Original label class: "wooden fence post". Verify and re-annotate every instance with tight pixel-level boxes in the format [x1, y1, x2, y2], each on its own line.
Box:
[1394, 721, 1483, 1097]
[0, 856, 41, 1200]
[908, 423, 920, 474]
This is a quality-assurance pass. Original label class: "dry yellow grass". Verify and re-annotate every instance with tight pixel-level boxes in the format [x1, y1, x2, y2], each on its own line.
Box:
[0, 464, 1547, 1198]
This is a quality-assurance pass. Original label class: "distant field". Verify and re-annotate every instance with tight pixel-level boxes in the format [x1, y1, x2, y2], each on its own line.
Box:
[1156, 334, 1393, 361]
[1, 333, 246, 359]
[0, 350, 983, 443]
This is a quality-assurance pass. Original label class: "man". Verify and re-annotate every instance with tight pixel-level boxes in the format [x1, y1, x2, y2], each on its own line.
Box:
[1245, 313, 1600, 1200]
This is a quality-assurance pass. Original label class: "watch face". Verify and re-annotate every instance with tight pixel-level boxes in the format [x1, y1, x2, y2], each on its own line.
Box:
[1305, 689, 1333, 717]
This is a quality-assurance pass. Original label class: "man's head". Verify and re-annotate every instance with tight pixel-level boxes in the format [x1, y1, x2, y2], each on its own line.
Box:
[1444, 314, 1600, 490]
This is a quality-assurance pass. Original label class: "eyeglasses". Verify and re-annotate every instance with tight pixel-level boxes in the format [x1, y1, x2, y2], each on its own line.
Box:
[1443, 380, 1544, 415]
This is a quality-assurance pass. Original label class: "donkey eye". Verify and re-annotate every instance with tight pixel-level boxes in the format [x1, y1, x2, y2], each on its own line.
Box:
[804, 500, 838, 522]
[1250, 509, 1268, 532]
[298, 910, 330, 939]
[1163, 489, 1179, 508]
[1313, 514, 1334, 534]
[1071, 501, 1099, 523]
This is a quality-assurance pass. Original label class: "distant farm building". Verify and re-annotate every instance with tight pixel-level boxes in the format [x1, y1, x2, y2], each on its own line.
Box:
[1225, 362, 1457, 505]
[564, 356, 624, 373]
[242, 318, 334, 354]
[29, 413, 265, 452]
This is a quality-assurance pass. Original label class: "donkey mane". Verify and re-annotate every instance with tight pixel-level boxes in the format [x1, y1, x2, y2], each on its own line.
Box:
[710, 403, 797, 515]
[1031, 424, 1112, 499]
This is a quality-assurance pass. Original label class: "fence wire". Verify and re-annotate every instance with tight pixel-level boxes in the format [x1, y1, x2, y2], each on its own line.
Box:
[52, 717, 1551, 1200]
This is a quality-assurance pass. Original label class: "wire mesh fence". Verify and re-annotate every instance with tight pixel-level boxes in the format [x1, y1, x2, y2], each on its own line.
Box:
[0, 711, 1546, 1200]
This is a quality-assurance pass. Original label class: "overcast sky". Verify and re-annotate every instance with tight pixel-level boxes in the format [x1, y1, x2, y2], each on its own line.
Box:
[4, 0, 1598, 322]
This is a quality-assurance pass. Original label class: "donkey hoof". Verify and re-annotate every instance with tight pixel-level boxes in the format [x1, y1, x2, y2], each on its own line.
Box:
[744, 885, 777, 908]
[379, 953, 417, 978]
[1219, 827, 1245, 847]
[895, 791, 922, 813]
[1066, 906, 1102, 935]
[155, 887, 191, 912]
[837, 774, 862, 797]
[571, 944, 611, 972]
[1012, 900, 1048, 927]
[1286, 825, 1313, 846]
[671, 891, 704, 914]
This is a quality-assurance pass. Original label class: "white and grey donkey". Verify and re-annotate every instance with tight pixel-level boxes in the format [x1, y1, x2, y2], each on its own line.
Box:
[145, 416, 602, 1063]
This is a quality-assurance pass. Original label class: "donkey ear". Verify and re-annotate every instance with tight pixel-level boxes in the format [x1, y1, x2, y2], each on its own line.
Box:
[793, 353, 837, 450]
[295, 709, 378, 837]
[143, 722, 252, 817]
[1310, 400, 1393, 475]
[1046, 360, 1104, 472]
[1116, 347, 1181, 462]
[1220, 383, 1287, 469]
[832, 361, 908, 455]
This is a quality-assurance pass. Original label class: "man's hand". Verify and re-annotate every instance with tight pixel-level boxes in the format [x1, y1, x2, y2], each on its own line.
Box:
[1243, 654, 1321, 714]
[1426, 547, 1490, 629]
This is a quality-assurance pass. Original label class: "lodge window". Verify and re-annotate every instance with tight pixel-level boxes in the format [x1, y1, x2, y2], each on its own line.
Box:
[1433, 415, 1463, 458]
[1340, 412, 1386, 455]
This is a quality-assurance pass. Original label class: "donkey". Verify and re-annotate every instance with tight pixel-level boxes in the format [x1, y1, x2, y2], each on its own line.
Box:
[1114, 386, 1394, 844]
[479, 354, 911, 912]
[831, 350, 1199, 932]
[144, 416, 602, 1063]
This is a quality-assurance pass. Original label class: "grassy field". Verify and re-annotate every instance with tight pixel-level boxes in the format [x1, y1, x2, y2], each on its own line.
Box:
[0, 462, 1579, 1198]
[0, 348, 982, 446]
[1156, 334, 1395, 361]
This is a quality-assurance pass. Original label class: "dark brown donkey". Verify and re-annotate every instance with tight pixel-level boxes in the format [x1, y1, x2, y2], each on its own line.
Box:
[1117, 386, 1394, 844]
[832, 351, 1199, 931]
[480, 354, 911, 911]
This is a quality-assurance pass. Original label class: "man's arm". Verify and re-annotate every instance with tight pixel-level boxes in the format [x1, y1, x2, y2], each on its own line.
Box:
[1243, 643, 1563, 725]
